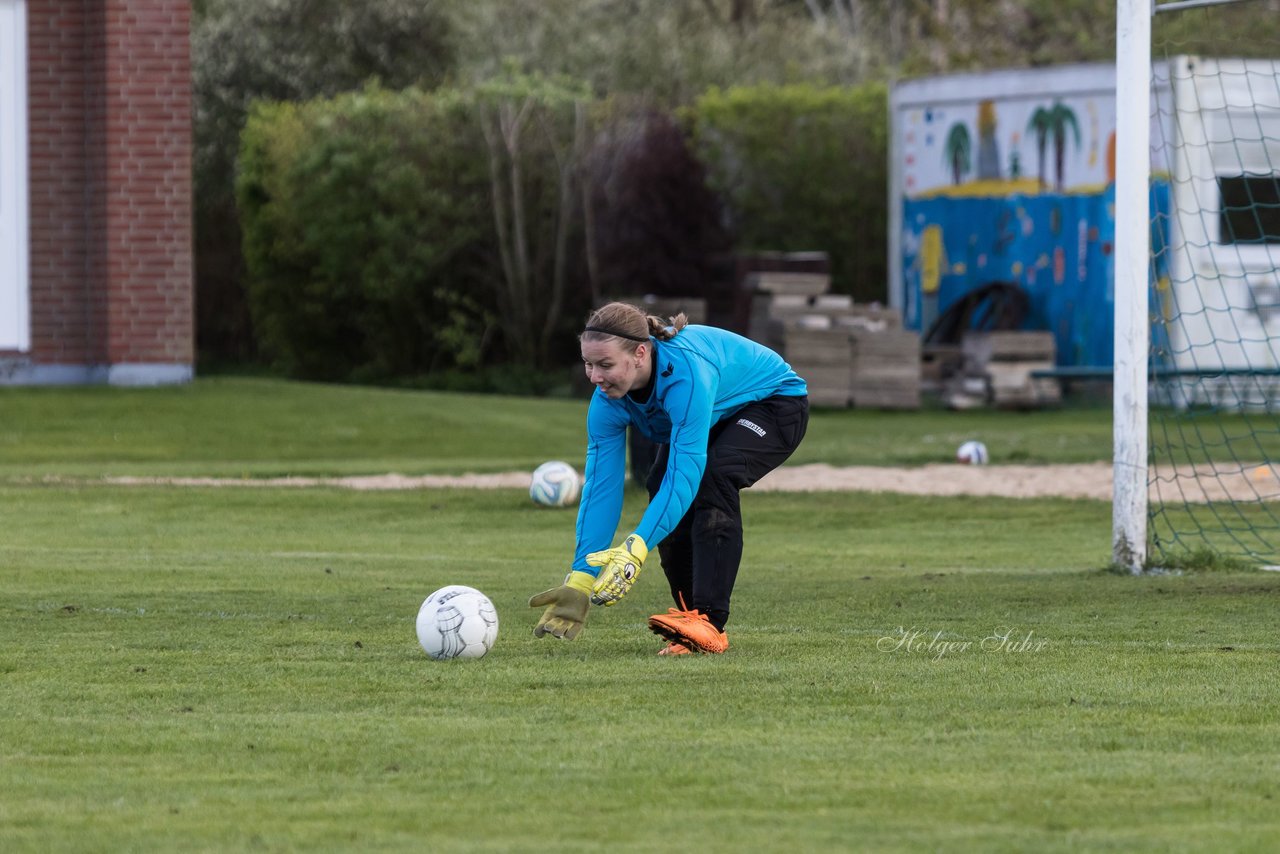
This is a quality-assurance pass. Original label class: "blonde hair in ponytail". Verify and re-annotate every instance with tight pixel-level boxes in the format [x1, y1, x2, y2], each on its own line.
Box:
[582, 302, 689, 350]
[646, 312, 688, 341]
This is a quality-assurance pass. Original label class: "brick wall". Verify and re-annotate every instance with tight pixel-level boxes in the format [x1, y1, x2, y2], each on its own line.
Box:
[102, 0, 193, 367]
[27, 0, 102, 364]
[24, 0, 193, 380]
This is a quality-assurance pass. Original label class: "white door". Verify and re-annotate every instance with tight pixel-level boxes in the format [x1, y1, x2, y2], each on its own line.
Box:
[0, 0, 29, 352]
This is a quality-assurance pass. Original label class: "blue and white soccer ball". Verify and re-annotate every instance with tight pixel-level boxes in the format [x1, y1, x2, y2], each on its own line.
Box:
[416, 587, 499, 660]
[956, 440, 990, 465]
[530, 461, 581, 508]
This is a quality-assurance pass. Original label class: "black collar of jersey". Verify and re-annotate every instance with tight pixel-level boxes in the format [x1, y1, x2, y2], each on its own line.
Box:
[627, 344, 658, 405]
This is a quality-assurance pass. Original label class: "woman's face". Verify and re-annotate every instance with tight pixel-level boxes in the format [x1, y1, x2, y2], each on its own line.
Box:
[582, 338, 646, 399]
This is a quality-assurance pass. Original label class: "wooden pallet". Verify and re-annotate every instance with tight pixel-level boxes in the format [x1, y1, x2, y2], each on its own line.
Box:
[949, 331, 1061, 409]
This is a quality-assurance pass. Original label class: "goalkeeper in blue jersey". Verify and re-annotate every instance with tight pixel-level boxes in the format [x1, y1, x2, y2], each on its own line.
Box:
[530, 301, 809, 654]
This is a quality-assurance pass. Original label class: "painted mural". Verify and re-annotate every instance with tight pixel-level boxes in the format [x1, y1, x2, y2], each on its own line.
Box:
[898, 86, 1170, 368]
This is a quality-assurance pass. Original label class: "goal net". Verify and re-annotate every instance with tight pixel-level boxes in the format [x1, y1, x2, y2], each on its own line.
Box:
[1144, 0, 1280, 564]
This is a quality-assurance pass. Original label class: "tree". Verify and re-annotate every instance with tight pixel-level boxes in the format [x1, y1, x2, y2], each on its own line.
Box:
[1024, 100, 1080, 192]
[691, 82, 889, 303]
[582, 105, 732, 303]
[236, 88, 494, 381]
[445, 0, 865, 106]
[944, 122, 972, 186]
[695, 0, 761, 31]
[1048, 101, 1081, 191]
[475, 72, 594, 368]
[192, 0, 455, 362]
[1027, 106, 1052, 190]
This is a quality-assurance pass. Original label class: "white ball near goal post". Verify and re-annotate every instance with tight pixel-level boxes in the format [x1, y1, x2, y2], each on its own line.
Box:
[956, 440, 989, 465]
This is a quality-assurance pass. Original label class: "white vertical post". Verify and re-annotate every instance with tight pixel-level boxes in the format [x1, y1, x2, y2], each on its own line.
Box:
[0, 0, 31, 352]
[1114, 0, 1152, 572]
[887, 81, 903, 314]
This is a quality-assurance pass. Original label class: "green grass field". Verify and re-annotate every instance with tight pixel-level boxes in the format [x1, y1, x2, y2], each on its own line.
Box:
[2, 379, 1278, 851]
[0, 376, 1121, 477]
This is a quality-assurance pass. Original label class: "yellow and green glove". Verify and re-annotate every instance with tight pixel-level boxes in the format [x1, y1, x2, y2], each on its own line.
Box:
[529, 570, 594, 639]
[586, 533, 648, 606]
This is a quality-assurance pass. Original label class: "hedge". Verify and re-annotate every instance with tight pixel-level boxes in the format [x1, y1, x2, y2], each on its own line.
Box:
[237, 86, 493, 381]
[688, 82, 890, 303]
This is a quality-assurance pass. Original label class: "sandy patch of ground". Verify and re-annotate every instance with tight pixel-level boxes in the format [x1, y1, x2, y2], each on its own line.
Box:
[751, 462, 1280, 503]
[93, 462, 1280, 503]
[749, 463, 1117, 499]
[103, 473, 534, 490]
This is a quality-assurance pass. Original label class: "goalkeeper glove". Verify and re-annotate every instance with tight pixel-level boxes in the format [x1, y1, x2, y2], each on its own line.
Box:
[586, 533, 648, 606]
[529, 570, 594, 640]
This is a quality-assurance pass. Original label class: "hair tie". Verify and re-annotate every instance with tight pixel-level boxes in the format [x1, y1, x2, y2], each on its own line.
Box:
[583, 325, 649, 343]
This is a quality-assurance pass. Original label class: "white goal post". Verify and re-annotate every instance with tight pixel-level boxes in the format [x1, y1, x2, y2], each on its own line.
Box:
[1114, 0, 1152, 572]
[1117, 0, 1280, 568]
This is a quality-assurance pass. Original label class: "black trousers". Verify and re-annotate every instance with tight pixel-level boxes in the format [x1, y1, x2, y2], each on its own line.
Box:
[645, 394, 809, 631]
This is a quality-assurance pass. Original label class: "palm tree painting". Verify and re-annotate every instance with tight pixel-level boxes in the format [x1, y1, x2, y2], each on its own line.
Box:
[1048, 102, 1081, 190]
[944, 122, 971, 185]
[1028, 101, 1082, 191]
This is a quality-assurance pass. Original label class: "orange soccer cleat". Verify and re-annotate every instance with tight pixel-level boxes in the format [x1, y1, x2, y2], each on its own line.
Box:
[648, 599, 729, 654]
[656, 641, 692, 656]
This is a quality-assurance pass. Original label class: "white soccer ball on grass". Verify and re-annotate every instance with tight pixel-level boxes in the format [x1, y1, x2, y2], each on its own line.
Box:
[416, 586, 499, 660]
[530, 460, 581, 507]
[956, 440, 989, 465]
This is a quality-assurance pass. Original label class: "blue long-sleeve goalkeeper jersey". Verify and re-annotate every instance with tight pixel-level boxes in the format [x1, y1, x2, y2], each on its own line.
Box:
[571, 325, 807, 573]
